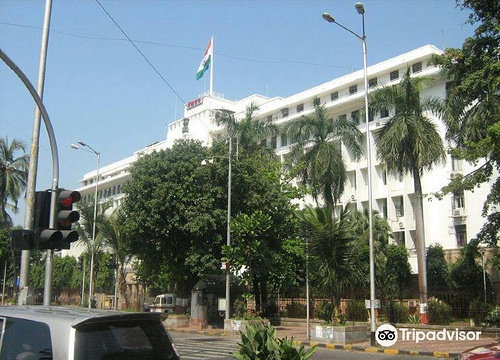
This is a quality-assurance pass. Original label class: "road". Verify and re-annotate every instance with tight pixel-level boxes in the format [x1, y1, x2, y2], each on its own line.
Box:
[169, 332, 441, 360]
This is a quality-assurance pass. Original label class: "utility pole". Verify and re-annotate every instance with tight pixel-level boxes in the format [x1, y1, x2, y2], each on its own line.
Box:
[19, 0, 53, 305]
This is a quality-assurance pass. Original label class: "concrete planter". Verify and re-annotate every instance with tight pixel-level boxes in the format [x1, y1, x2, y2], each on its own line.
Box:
[163, 314, 190, 328]
[224, 319, 270, 333]
[312, 325, 367, 344]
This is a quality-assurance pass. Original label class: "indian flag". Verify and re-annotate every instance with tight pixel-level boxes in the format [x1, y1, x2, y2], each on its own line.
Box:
[196, 38, 213, 80]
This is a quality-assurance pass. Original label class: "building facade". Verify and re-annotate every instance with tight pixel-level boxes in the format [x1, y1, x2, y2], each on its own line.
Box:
[70, 44, 491, 274]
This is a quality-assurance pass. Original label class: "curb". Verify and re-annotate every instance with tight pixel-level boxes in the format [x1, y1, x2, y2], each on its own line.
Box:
[298, 340, 460, 358]
[167, 328, 460, 358]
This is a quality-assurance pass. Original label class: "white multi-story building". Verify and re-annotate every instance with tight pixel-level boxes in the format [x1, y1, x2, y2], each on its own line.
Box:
[70, 44, 491, 273]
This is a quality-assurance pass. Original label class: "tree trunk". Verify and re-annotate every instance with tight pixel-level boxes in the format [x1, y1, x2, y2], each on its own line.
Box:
[253, 275, 261, 312]
[413, 169, 428, 323]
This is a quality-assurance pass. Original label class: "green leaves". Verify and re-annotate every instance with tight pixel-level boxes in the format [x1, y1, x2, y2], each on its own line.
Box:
[234, 322, 317, 360]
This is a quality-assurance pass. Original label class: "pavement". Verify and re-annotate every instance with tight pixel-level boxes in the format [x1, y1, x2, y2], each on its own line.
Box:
[167, 324, 500, 359]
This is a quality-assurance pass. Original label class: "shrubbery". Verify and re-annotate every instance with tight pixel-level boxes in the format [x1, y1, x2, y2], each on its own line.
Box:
[427, 298, 452, 325]
[484, 306, 500, 328]
[286, 302, 306, 318]
[346, 300, 367, 322]
[316, 300, 334, 323]
[385, 301, 409, 324]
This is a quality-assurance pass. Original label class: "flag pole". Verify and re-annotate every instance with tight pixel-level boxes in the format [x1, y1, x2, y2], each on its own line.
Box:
[210, 36, 214, 97]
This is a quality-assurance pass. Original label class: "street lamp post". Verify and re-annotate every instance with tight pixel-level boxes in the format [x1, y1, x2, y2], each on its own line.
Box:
[480, 247, 487, 303]
[71, 141, 100, 309]
[323, 3, 376, 346]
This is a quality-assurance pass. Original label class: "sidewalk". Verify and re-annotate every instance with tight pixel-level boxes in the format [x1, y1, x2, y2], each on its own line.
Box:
[167, 325, 499, 358]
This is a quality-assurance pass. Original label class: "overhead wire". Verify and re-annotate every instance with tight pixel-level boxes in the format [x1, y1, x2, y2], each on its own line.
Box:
[94, 0, 186, 104]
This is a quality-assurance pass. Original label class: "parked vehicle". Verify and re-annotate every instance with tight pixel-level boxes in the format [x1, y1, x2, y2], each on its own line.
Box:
[147, 293, 177, 313]
[459, 341, 500, 360]
[0, 306, 180, 360]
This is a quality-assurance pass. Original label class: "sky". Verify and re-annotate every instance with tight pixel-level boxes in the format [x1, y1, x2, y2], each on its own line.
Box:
[0, 0, 474, 227]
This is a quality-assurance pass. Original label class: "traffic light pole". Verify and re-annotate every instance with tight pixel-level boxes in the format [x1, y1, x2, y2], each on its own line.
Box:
[0, 48, 60, 305]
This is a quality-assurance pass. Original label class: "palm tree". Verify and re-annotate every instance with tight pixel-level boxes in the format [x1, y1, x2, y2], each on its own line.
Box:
[75, 200, 110, 301]
[286, 97, 363, 208]
[99, 209, 132, 309]
[0, 137, 29, 227]
[297, 205, 360, 322]
[214, 103, 277, 155]
[369, 67, 446, 317]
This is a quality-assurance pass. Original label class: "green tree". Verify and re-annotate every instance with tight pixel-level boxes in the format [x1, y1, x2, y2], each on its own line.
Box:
[75, 201, 110, 300]
[370, 68, 446, 311]
[285, 97, 363, 207]
[122, 140, 225, 295]
[385, 245, 412, 300]
[426, 244, 450, 292]
[297, 206, 360, 322]
[0, 137, 29, 227]
[431, 0, 500, 245]
[99, 209, 132, 308]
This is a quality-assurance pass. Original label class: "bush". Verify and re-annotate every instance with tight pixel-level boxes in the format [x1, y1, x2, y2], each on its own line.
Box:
[386, 301, 409, 324]
[469, 299, 492, 326]
[233, 299, 246, 319]
[484, 306, 500, 328]
[234, 322, 317, 360]
[286, 302, 306, 318]
[315, 301, 334, 323]
[428, 298, 452, 325]
[346, 300, 367, 322]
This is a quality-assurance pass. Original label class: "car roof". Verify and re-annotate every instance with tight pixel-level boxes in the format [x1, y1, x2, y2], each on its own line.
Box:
[0, 305, 160, 328]
[0, 306, 165, 359]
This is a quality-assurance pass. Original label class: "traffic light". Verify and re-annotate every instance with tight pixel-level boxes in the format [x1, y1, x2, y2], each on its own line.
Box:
[296, 269, 306, 286]
[56, 189, 81, 249]
[34, 190, 62, 250]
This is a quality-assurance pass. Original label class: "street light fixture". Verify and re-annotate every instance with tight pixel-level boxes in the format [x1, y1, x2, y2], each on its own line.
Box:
[71, 141, 100, 309]
[323, 2, 376, 346]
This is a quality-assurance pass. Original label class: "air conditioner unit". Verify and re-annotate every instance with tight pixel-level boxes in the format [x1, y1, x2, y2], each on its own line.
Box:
[398, 221, 405, 229]
[453, 208, 466, 217]
[351, 194, 356, 201]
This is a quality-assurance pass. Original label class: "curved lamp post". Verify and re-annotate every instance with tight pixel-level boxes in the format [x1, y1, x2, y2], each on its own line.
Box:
[323, 3, 376, 346]
[71, 141, 100, 309]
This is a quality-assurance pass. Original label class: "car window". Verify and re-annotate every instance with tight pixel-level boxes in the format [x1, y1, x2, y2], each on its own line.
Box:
[74, 319, 179, 360]
[0, 317, 52, 360]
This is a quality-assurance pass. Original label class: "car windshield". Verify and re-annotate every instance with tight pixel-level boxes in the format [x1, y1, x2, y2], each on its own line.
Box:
[74, 319, 179, 360]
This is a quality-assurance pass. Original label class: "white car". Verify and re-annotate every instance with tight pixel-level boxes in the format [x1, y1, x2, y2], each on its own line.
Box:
[0, 306, 180, 360]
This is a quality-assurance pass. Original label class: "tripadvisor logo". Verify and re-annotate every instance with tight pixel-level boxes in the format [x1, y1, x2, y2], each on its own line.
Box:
[376, 324, 483, 347]
[376, 324, 398, 347]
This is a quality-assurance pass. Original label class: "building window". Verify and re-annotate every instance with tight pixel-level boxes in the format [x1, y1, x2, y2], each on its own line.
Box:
[281, 133, 288, 147]
[456, 224, 467, 247]
[380, 107, 389, 118]
[452, 191, 465, 209]
[369, 78, 377, 88]
[331, 91, 338, 101]
[382, 199, 388, 219]
[260, 139, 267, 147]
[271, 136, 277, 149]
[382, 169, 387, 185]
[412, 62, 422, 73]
[349, 85, 357, 95]
[266, 115, 272, 122]
[395, 196, 404, 217]
[338, 114, 346, 122]
[296, 103, 304, 112]
[368, 109, 374, 122]
[394, 231, 405, 246]
[390, 70, 399, 81]
[281, 108, 289, 117]
[351, 110, 360, 124]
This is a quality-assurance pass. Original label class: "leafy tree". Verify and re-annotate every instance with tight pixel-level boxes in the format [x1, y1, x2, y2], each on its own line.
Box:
[385, 245, 412, 300]
[426, 244, 450, 292]
[370, 68, 446, 311]
[297, 206, 360, 322]
[214, 103, 277, 154]
[122, 140, 225, 295]
[431, 0, 500, 245]
[75, 201, 110, 300]
[285, 97, 363, 207]
[0, 137, 29, 227]
[98, 209, 132, 309]
[450, 240, 490, 301]
[348, 209, 393, 298]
